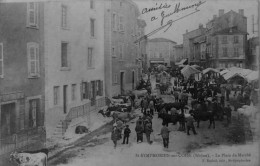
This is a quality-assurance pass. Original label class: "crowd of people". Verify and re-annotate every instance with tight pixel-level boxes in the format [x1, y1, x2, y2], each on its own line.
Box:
[110, 67, 258, 149]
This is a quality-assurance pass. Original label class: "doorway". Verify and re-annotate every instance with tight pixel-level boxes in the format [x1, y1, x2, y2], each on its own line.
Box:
[63, 85, 68, 114]
[1, 103, 16, 138]
[132, 71, 135, 90]
[120, 71, 125, 95]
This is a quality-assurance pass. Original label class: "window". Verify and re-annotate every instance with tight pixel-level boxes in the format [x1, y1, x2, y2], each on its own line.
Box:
[234, 48, 239, 57]
[239, 61, 243, 68]
[113, 74, 118, 84]
[222, 36, 227, 44]
[95, 80, 103, 96]
[234, 36, 239, 43]
[61, 5, 68, 29]
[119, 15, 124, 32]
[90, 0, 94, 9]
[29, 99, 40, 127]
[71, 84, 76, 101]
[27, 42, 40, 77]
[90, 18, 95, 37]
[61, 42, 69, 68]
[119, 44, 123, 59]
[54, 86, 60, 105]
[81, 82, 89, 100]
[0, 43, 3, 78]
[112, 13, 117, 31]
[27, 2, 38, 28]
[112, 47, 116, 57]
[88, 47, 94, 68]
[223, 47, 227, 57]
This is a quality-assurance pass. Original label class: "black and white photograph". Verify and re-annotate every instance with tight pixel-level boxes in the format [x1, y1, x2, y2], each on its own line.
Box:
[0, 0, 259, 165]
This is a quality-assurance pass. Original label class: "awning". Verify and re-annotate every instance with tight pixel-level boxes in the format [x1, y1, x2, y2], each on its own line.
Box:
[223, 71, 245, 80]
[176, 59, 188, 65]
[202, 68, 219, 74]
[246, 71, 259, 83]
[181, 65, 201, 79]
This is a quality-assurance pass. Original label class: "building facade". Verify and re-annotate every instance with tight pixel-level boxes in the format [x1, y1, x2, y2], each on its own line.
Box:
[191, 35, 207, 68]
[44, 1, 106, 139]
[205, 9, 247, 68]
[183, 24, 206, 65]
[0, 2, 45, 164]
[247, 37, 259, 70]
[146, 38, 176, 68]
[104, 0, 145, 97]
[173, 44, 183, 63]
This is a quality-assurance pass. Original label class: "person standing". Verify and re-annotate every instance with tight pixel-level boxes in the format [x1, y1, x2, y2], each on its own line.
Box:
[143, 98, 148, 115]
[135, 121, 144, 143]
[159, 123, 170, 148]
[174, 90, 179, 102]
[144, 122, 153, 144]
[186, 115, 197, 135]
[148, 100, 155, 116]
[111, 126, 121, 149]
[122, 125, 131, 144]
[225, 104, 232, 126]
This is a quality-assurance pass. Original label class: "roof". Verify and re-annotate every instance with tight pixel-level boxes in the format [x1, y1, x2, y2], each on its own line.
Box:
[149, 38, 177, 43]
[202, 68, 219, 74]
[212, 27, 248, 36]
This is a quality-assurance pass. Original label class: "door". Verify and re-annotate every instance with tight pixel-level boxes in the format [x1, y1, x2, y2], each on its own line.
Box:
[91, 81, 96, 106]
[120, 72, 124, 95]
[132, 71, 135, 90]
[1, 103, 15, 138]
[63, 85, 68, 114]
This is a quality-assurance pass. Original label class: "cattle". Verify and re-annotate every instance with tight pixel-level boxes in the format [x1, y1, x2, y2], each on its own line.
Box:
[111, 112, 133, 123]
[158, 112, 185, 129]
[98, 104, 132, 117]
[164, 102, 185, 113]
[190, 110, 215, 129]
[75, 125, 89, 134]
[19, 148, 48, 157]
[10, 150, 48, 166]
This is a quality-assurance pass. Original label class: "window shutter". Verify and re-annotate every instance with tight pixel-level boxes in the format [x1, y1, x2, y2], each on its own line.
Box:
[36, 45, 40, 76]
[87, 82, 90, 99]
[100, 80, 103, 96]
[80, 82, 83, 100]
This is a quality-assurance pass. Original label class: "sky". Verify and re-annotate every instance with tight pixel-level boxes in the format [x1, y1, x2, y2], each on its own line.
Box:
[134, 0, 259, 44]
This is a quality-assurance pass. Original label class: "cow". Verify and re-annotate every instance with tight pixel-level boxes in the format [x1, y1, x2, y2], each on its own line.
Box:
[75, 125, 88, 134]
[164, 102, 185, 113]
[10, 150, 48, 166]
[111, 112, 133, 123]
[158, 112, 186, 130]
[190, 109, 215, 129]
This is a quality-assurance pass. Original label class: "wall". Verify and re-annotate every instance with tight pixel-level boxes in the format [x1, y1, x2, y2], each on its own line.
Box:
[44, 1, 105, 137]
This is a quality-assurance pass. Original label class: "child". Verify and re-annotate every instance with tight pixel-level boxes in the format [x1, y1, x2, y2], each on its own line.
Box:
[122, 125, 131, 144]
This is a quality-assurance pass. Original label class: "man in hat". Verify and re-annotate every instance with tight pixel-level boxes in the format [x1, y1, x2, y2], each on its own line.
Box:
[186, 114, 197, 135]
[122, 125, 131, 144]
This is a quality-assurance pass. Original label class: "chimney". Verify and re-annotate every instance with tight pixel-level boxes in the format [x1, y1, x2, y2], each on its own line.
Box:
[239, 9, 244, 16]
[186, 30, 188, 33]
[219, 9, 224, 17]
[213, 15, 217, 19]
[199, 24, 203, 29]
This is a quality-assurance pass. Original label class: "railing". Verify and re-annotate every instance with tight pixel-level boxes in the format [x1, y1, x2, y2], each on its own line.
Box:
[62, 97, 109, 134]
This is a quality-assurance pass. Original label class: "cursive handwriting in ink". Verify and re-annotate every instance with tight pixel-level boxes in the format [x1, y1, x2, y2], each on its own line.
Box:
[142, 2, 171, 14]
[161, 1, 206, 26]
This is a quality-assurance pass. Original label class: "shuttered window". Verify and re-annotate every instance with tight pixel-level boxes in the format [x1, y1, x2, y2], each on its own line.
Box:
[81, 82, 89, 100]
[27, 2, 38, 28]
[29, 98, 40, 128]
[27, 42, 40, 77]
[0, 43, 3, 78]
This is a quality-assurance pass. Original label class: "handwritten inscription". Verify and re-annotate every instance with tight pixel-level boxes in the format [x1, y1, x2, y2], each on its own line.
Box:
[141, 1, 206, 33]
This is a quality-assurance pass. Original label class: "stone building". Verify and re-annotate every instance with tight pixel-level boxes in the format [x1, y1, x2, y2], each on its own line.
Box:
[146, 38, 176, 68]
[183, 24, 206, 65]
[44, 1, 106, 139]
[205, 9, 247, 68]
[104, 0, 146, 97]
[247, 37, 259, 70]
[0, 2, 45, 164]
